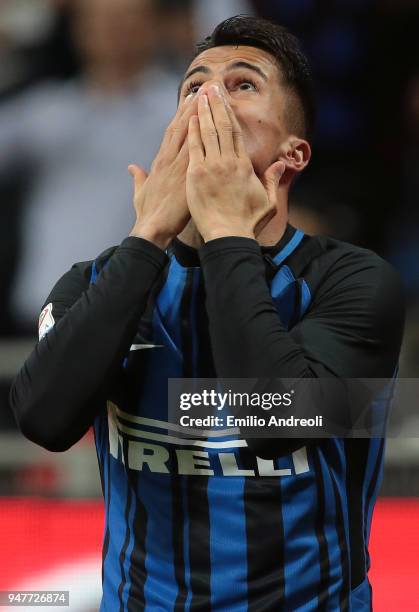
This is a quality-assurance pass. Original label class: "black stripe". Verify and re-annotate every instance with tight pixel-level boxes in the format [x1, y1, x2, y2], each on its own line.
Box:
[329, 470, 350, 612]
[289, 277, 303, 329]
[122, 264, 171, 407]
[192, 275, 214, 611]
[311, 449, 331, 610]
[195, 276, 216, 377]
[364, 439, 385, 549]
[244, 474, 285, 612]
[117, 438, 134, 611]
[187, 477, 211, 610]
[365, 439, 384, 512]
[344, 439, 370, 589]
[180, 269, 212, 609]
[285, 234, 324, 279]
[172, 476, 188, 611]
[137, 262, 170, 342]
[172, 269, 195, 611]
[181, 269, 194, 377]
[127, 470, 148, 611]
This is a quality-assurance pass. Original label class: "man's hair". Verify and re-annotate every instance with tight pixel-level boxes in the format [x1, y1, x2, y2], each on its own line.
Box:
[188, 15, 316, 142]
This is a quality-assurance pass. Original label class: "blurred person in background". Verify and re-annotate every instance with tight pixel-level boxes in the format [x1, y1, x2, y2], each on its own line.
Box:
[155, 0, 196, 76]
[0, 0, 179, 331]
[0, 0, 78, 97]
[0, 0, 78, 336]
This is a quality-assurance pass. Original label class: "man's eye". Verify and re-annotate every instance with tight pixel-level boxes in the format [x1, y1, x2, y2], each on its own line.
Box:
[184, 78, 258, 98]
[237, 80, 258, 92]
[185, 81, 202, 96]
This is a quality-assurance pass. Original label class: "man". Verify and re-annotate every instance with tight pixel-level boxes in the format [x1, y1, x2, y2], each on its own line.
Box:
[11, 16, 404, 611]
[0, 0, 177, 328]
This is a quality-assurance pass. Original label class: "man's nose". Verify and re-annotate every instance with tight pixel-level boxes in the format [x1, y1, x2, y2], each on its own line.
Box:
[198, 79, 229, 101]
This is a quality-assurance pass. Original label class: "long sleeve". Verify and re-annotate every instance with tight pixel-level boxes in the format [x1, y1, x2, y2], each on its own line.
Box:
[199, 236, 405, 457]
[10, 237, 168, 452]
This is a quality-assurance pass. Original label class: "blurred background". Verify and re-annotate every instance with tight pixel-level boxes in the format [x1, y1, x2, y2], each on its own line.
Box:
[0, 0, 417, 610]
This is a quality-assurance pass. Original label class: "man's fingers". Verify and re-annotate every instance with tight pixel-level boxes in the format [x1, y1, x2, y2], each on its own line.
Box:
[176, 136, 190, 169]
[188, 115, 205, 164]
[162, 97, 192, 142]
[198, 94, 220, 158]
[163, 96, 199, 157]
[207, 84, 235, 157]
[128, 164, 149, 189]
[223, 99, 246, 158]
[262, 161, 286, 206]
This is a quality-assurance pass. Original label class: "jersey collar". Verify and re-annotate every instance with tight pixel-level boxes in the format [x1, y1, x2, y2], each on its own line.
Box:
[170, 224, 299, 269]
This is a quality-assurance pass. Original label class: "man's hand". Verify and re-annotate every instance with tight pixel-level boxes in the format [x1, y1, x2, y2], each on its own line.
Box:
[129, 95, 199, 250]
[186, 84, 286, 242]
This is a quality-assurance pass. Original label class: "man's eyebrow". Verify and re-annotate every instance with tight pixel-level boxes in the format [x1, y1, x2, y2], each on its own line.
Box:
[182, 65, 211, 84]
[228, 61, 268, 81]
[181, 61, 268, 87]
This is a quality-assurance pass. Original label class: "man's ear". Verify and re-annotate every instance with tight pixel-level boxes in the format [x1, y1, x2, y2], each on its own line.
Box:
[278, 137, 311, 183]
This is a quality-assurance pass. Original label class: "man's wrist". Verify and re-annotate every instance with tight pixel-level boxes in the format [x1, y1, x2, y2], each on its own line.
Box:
[129, 225, 173, 251]
[201, 226, 255, 242]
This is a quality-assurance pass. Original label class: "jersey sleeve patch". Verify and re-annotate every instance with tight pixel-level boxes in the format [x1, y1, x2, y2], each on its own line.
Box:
[38, 302, 55, 340]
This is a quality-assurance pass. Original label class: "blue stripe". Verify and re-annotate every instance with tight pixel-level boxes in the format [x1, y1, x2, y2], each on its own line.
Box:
[324, 441, 351, 603]
[281, 466, 320, 611]
[91, 261, 98, 284]
[190, 269, 201, 378]
[300, 280, 311, 318]
[271, 265, 298, 329]
[156, 257, 188, 354]
[102, 456, 132, 609]
[277, 273, 318, 610]
[137, 258, 186, 421]
[207, 474, 248, 611]
[136, 472, 177, 611]
[272, 229, 305, 266]
[269, 255, 320, 610]
[139, 253, 187, 608]
[182, 479, 192, 611]
[316, 446, 346, 610]
[121, 487, 136, 609]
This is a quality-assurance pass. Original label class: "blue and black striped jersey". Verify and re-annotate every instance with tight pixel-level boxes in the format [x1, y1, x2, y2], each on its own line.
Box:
[11, 226, 405, 611]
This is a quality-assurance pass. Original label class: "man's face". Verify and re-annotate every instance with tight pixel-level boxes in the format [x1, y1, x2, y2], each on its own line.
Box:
[179, 45, 293, 177]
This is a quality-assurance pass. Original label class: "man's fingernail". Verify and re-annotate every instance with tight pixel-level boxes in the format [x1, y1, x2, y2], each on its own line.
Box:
[211, 83, 221, 96]
[201, 94, 209, 106]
